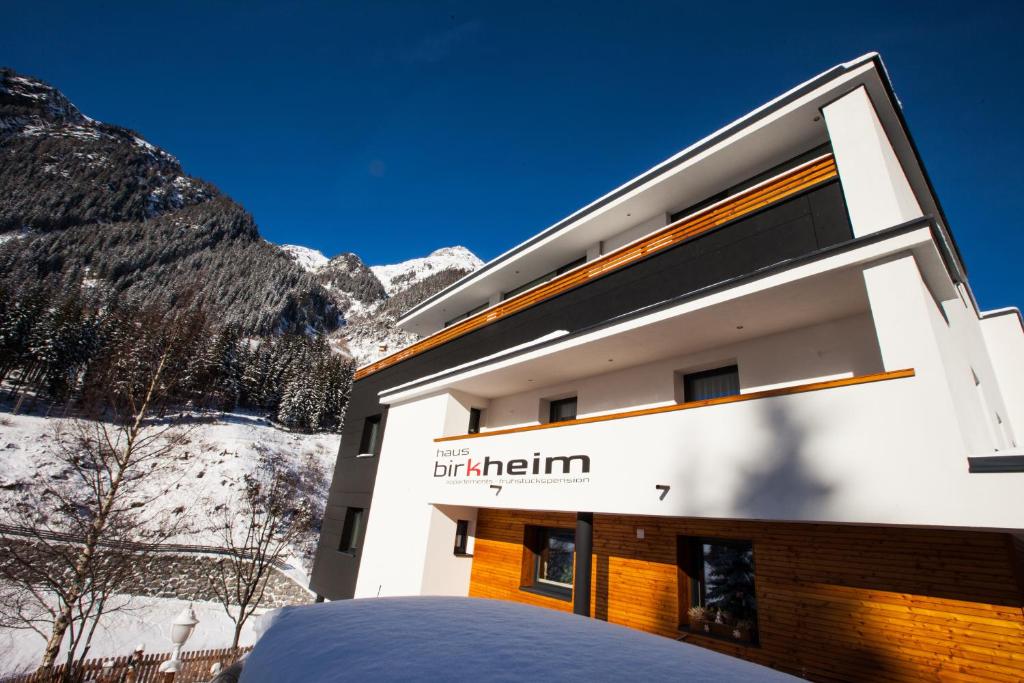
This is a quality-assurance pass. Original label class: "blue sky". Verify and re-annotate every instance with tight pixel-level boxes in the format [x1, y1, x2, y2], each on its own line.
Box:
[3, 1, 1022, 309]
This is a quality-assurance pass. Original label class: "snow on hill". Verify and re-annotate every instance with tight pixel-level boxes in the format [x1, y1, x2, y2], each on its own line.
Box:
[280, 244, 329, 272]
[0, 410, 338, 573]
[371, 246, 482, 295]
[270, 242, 484, 366]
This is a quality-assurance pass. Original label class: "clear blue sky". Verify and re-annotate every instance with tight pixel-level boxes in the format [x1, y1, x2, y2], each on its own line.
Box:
[3, 1, 1021, 309]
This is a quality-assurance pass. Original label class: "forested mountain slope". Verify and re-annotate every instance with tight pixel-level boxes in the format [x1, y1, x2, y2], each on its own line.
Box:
[0, 67, 482, 367]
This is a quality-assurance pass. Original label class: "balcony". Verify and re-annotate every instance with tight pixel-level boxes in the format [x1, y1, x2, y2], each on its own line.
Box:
[420, 365, 1019, 530]
[367, 227, 1019, 531]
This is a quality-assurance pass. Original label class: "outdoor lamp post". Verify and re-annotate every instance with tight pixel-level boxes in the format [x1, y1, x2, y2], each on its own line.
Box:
[158, 604, 199, 676]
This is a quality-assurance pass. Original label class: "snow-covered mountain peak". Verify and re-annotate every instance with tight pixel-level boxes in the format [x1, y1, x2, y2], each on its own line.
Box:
[371, 245, 482, 295]
[280, 244, 329, 272]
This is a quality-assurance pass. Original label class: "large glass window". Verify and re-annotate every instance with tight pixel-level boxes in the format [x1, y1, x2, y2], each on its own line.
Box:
[536, 528, 575, 588]
[683, 365, 740, 402]
[522, 526, 575, 600]
[679, 537, 758, 644]
[548, 397, 578, 423]
[338, 507, 364, 554]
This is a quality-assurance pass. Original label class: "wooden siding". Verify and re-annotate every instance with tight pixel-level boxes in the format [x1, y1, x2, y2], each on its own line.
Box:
[435, 368, 914, 442]
[469, 509, 1024, 682]
[356, 154, 839, 380]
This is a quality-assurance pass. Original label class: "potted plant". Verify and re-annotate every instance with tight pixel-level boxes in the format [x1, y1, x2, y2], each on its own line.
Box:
[686, 606, 708, 633]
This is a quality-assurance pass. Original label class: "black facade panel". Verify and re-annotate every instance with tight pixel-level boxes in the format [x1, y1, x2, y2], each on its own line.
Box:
[311, 176, 853, 600]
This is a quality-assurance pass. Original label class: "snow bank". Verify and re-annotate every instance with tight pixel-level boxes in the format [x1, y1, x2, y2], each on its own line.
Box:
[240, 597, 797, 682]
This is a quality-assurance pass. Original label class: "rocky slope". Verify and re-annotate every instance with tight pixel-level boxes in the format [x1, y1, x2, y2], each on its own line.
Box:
[279, 245, 482, 364]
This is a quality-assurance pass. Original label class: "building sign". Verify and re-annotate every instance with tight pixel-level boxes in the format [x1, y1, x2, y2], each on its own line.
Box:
[433, 447, 591, 488]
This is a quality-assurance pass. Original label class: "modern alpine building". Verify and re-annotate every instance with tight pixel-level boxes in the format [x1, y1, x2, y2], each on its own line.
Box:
[311, 54, 1024, 681]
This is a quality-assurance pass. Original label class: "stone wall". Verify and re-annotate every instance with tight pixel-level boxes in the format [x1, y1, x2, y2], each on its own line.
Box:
[1, 539, 313, 608]
[122, 553, 314, 608]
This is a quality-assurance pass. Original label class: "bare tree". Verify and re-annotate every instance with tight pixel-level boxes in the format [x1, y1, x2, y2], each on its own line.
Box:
[0, 317, 196, 679]
[208, 446, 315, 649]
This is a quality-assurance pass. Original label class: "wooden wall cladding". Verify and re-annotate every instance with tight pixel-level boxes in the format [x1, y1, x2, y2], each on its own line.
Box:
[468, 509, 1024, 682]
[356, 155, 839, 380]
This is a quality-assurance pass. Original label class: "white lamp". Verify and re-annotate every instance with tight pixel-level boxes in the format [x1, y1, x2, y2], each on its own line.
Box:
[158, 604, 199, 673]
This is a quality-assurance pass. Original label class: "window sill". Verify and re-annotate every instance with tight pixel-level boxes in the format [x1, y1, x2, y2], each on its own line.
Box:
[355, 453, 375, 458]
[678, 625, 758, 648]
[337, 550, 359, 557]
[519, 584, 572, 602]
[454, 553, 474, 558]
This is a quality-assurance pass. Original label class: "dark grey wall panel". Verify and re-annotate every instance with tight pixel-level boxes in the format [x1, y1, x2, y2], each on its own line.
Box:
[311, 169, 854, 600]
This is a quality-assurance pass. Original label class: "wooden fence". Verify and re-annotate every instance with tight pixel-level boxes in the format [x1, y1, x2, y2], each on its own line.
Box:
[1, 647, 250, 683]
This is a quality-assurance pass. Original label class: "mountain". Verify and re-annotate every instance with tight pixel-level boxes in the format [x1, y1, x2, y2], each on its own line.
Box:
[0, 67, 482, 362]
[0, 67, 342, 335]
[279, 245, 481, 364]
[280, 244, 329, 273]
[371, 246, 482, 295]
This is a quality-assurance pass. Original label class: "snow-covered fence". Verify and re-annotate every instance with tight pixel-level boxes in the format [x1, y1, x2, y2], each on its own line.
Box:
[0, 524, 287, 568]
[1, 646, 250, 683]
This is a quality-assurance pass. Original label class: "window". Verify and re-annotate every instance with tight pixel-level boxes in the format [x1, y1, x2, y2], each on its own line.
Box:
[444, 301, 488, 328]
[678, 537, 758, 644]
[522, 526, 575, 600]
[683, 365, 740, 402]
[454, 519, 470, 556]
[555, 256, 586, 275]
[502, 257, 585, 300]
[548, 397, 577, 423]
[338, 507, 364, 554]
[358, 415, 382, 456]
[468, 408, 482, 434]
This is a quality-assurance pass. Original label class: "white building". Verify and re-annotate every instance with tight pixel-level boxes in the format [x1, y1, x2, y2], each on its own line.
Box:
[312, 54, 1024, 681]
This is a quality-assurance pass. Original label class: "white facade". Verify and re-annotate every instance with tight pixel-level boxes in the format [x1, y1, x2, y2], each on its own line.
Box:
[346, 54, 1024, 601]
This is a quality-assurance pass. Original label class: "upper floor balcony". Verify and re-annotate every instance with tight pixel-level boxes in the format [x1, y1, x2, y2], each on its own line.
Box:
[368, 220, 1020, 531]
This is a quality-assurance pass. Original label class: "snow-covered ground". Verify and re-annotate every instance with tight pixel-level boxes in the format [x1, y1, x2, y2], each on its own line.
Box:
[0, 409, 340, 576]
[0, 409, 334, 674]
[241, 597, 798, 682]
[370, 246, 482, 295]
[0, 595, 261, 676]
